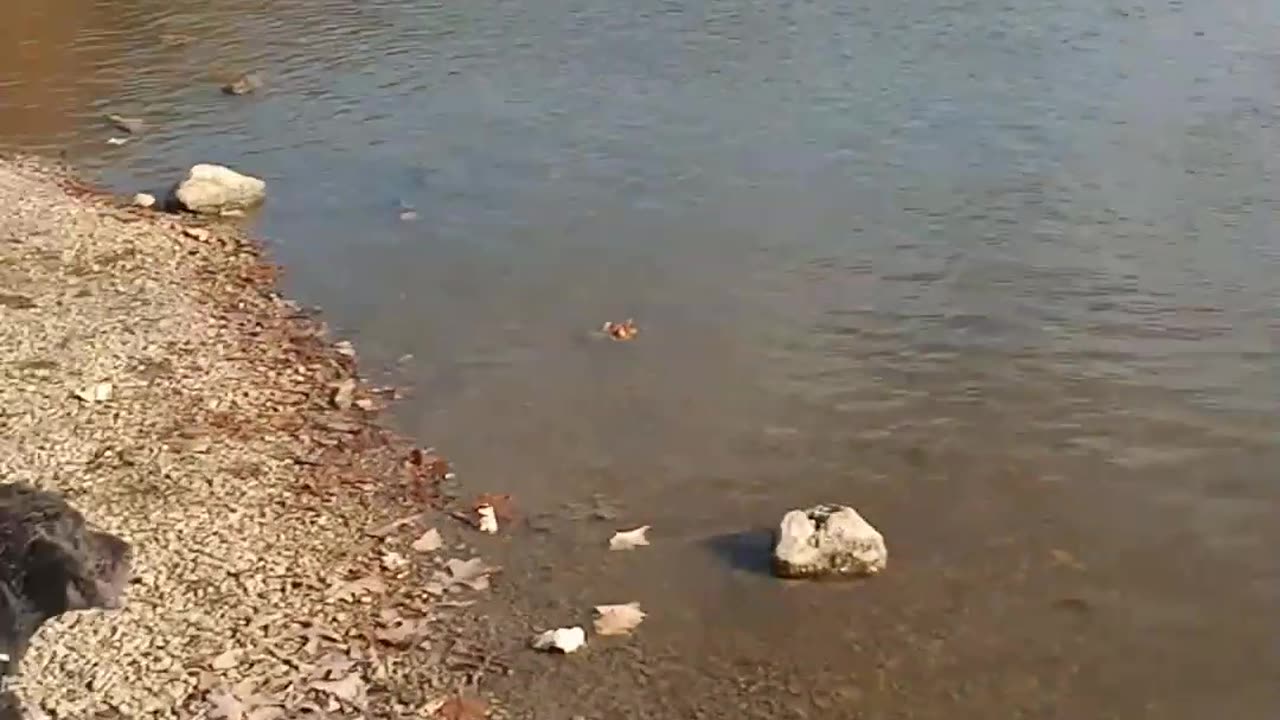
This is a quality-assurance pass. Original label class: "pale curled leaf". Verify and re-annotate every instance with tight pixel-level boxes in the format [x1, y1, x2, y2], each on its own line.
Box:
[446, 557, 493, 591]
[411, 528, 443, 552]
[209, 649, 241, 670]
[207, 690, 245, 720]
[609, 525, 651, 551]
[593, 602, 646, 636]
[331, 378, 356, 409]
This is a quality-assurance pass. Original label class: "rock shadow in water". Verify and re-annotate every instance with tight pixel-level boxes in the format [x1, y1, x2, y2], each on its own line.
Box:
[703, 529, 776, 576]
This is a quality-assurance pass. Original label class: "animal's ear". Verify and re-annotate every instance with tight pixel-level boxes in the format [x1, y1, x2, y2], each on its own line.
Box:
[24, 536, 90, 616]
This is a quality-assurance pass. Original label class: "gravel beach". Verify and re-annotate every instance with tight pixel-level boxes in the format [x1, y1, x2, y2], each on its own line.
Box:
[0, 157, 502, 719]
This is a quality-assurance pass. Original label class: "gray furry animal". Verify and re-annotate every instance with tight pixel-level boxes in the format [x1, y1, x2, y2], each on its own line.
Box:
[0, 483, 132, 717]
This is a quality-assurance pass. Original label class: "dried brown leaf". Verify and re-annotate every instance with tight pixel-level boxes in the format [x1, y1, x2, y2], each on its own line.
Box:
[310, 673, 367, 707]
[474, 493, 516, 522]
[366, 513, 421, 538]
[411, 528, 443, 552]
[331, 378, 356, 409]
[602, 319, 639, 341]
[609, 525, 651, 551]
[325, 575, 387, 602]
[210, 649, 241, 670]
[446, 558, 492, 591]
[593, 602, 646, 636]
[207, 690, 245, 720]
[374, 617, 429, 647]
[437, 693, 489, 720]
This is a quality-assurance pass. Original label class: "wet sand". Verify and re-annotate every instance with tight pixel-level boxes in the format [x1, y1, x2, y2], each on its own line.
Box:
[0, 157, 503, 719]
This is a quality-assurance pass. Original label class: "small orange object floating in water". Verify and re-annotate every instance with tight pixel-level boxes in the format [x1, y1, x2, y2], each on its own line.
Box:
[601, 319, 639, 341]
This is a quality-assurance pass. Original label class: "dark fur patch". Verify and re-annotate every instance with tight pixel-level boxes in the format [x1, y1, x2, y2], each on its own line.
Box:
[0, 483, 132, 688]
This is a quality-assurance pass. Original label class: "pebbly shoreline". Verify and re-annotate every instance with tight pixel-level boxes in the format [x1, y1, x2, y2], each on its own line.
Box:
[0, 156, 503, 719]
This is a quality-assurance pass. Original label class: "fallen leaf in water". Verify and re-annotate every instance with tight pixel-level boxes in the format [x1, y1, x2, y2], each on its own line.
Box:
[354, 397, 376, 411]
[408, 447, 452, 478]
[593, 602, 646, 636]
[530, 626, 586, 654]
[207, 690, 245, 720]
[106, 114, 144, 134]
[609, 526, 651, 551]
[106, 137, 131, 146]
[325, 575, 387, 602]
[1050, 549, 1086, 571]
[331, 378, 356, 409]
[222, 71, 264, 96]
[310, 674, 366, 706]
[446, 558, 493, 591]
[411, 528, 443, 552]
[437, 693, 489, 720]
[209, 649, 241, 670]
[334, 340, 356, 356]
[601, 319, 639, 341]
[73, 382, 113, 403]
[474, 493, 516, 521]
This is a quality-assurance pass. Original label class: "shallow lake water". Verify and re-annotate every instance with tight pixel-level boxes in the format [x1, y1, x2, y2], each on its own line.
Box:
[3, 1, 1279, 717]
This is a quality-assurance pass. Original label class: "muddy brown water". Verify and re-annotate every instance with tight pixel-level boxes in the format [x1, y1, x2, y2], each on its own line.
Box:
[3, 0, 1279, 717]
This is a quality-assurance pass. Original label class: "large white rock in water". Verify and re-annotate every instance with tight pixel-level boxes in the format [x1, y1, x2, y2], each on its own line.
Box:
[772, 504, 887, 579]
[170, 164, 266, 214]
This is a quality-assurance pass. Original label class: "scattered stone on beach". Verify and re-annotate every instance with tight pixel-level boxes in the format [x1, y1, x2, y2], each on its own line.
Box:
[106, 114, 145, 134]
[592, 603, 646, 636]
[221, 72, 264, 95]
[530, 626, 586, 654]
[609, 525, 651, 551]
[182, 226, 211, 241]
[169, 163, 266, 214]
[771, 504, 887, 579]
[132, 192, 156, 208]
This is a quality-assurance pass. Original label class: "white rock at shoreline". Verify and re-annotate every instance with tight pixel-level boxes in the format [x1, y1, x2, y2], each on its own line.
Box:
[772, 504, 887, 579]
[169, 164, 265, 215]
[132, 193, 156, 208]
